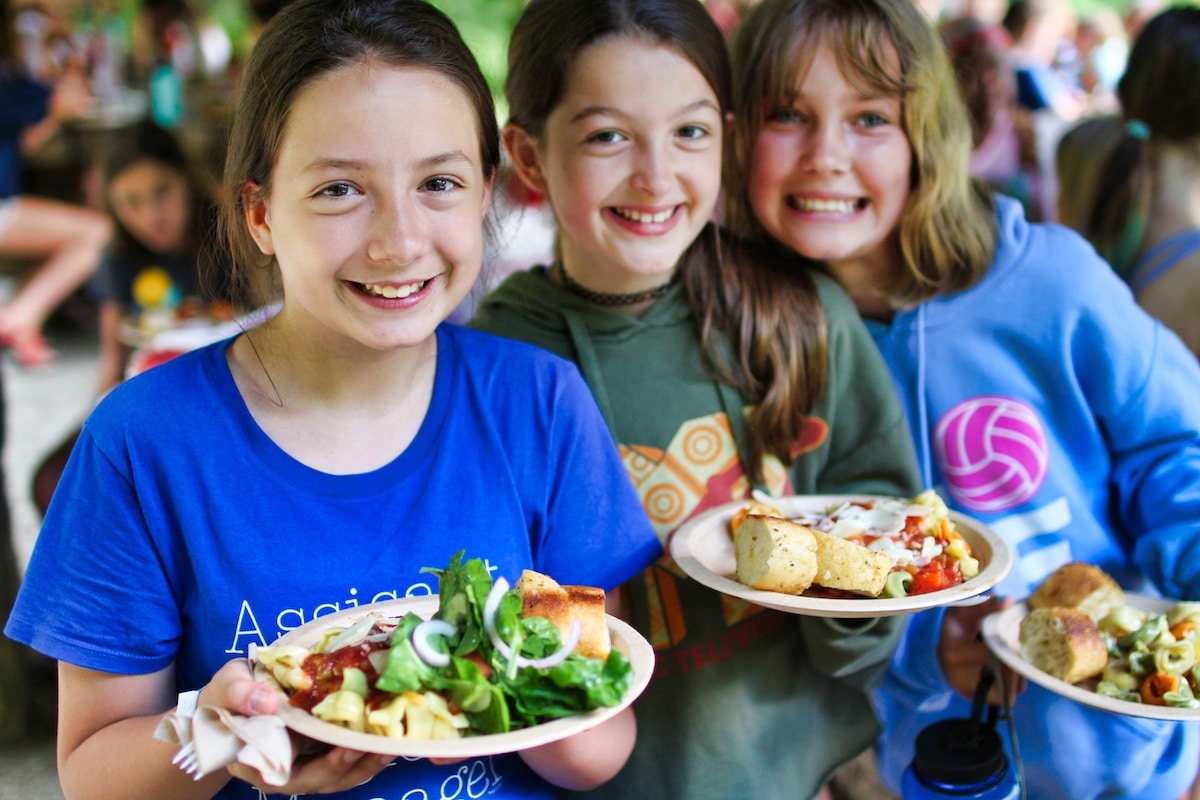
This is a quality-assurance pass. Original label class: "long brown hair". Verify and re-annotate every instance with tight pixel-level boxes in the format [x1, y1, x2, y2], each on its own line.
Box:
[726, 0, 997, 306]
[506, 0, 827, 482]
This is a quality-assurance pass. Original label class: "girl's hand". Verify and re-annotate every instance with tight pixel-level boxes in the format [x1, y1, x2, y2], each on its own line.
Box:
[938, 596, 1024, 706]
[227, 745, 394, 795]
[204, 659, 395, 794]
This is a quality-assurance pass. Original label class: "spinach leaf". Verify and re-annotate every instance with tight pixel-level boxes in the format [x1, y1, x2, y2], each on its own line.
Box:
[391, 552, 633, 736]
[375, 613, 436, 694]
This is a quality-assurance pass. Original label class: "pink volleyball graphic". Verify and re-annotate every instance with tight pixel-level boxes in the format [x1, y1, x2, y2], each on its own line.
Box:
[933, 396, 1049, 512]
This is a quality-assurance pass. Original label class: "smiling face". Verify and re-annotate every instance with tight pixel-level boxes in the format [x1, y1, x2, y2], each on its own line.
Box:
[245, 60, 492, 354]
[510, 36, 723, 294]
[747, 41, 912, 299]
[108, 160, 190, 254]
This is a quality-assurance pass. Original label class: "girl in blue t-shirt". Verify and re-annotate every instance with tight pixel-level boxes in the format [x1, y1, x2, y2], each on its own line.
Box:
[4, 1, 659, 798]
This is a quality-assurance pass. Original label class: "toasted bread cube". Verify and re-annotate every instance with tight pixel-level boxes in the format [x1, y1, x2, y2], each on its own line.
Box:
[515, 569, 611, 659]
[1019, 607, 1108, 684]
[735, 515, 818, 594]
[810, 530, 893, 598]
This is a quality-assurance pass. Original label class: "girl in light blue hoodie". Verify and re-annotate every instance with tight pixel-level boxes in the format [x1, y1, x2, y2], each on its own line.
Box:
[726, 0, 1200, 798]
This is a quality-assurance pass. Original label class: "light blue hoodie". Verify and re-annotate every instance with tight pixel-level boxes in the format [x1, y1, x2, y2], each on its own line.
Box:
[871, 195, 1200, 799]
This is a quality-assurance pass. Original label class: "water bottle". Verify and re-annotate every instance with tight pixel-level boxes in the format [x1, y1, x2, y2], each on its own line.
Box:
[900, 670, 1021, 799]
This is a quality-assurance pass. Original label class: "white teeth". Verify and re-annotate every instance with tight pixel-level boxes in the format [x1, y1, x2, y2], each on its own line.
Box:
[793, 197, 858, 213]
[614, 207, 675, 224]
[362, 281, 425, 298]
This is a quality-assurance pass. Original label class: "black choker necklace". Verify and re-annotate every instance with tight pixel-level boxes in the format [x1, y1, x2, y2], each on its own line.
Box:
[554, 262, 676, 307]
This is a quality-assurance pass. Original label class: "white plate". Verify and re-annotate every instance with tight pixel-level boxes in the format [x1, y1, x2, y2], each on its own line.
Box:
[981, 594, 1200, 721]
[252, 595, 654, 757]
[669, 494, 1012, 618]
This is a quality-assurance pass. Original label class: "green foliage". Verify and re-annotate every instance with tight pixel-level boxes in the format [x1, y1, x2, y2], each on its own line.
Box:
[430, 0, 524, 114]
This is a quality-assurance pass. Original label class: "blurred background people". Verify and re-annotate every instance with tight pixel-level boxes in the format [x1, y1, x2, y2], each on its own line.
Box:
[1002, 0, 1086, 220]
[941, 15, 1041, 218]
[1056, 5, 1200, 358]
[1068, 5, 1128, 113]
[1125, 0, 1167, 40]
[1, 0, 110, 368]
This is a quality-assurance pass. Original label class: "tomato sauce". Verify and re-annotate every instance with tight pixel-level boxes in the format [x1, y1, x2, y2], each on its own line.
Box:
[290, 640, 386, 712]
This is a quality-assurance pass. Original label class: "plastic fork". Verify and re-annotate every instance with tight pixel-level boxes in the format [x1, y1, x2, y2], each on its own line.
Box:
[172, 740, 201, 778]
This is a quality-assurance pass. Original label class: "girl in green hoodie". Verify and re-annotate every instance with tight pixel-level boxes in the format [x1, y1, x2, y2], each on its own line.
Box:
[471, 1, 921, 797]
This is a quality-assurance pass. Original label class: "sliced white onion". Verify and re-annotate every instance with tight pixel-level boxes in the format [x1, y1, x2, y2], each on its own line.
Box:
[483, 575, 582, 670]
[520, 620, 582, 670]
[411, 619, 457, 667]
[321, 613, 380, 652]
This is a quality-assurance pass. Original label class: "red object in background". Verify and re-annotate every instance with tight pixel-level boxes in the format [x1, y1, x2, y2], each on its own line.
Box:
[506, 169, 543, 207]
[128, 347, 187, 377]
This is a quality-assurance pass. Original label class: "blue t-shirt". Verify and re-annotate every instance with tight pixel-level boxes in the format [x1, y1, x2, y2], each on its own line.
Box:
[870, 196, 1200, 800]
[6, 323, 661, 800]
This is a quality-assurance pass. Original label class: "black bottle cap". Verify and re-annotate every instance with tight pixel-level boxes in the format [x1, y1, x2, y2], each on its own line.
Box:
[912, 718, 1008, 787]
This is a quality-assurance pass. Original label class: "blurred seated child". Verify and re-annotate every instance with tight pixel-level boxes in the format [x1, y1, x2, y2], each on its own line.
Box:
[31, 117, 228, 515]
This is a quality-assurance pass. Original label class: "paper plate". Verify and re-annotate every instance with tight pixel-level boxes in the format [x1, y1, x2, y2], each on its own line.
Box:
[669, 494, 1012, 618]
[981, 594, 1200, 721]
[252, 595, 654, 757]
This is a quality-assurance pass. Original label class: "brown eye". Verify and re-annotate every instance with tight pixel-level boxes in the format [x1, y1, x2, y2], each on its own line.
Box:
[421, 177, 459, 193]
[586, 130, 625, 145]
[319, 182, 354, 198]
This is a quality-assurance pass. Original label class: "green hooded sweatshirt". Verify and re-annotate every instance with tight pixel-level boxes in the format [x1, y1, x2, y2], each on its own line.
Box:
[471, 262, 922, 800]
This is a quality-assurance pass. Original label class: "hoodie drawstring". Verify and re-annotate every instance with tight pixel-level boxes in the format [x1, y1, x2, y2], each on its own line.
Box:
[563, 312, 620, 441]
[916, 303, 933, 490]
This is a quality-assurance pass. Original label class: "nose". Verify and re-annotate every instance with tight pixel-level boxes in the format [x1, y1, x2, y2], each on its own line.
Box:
[802, 120, 850, 174]
[367, 193, 425, 265]
[631, 142, 674, 196]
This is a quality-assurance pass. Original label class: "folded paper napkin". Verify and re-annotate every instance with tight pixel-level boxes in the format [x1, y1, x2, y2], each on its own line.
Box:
[155, 704, 293, 785]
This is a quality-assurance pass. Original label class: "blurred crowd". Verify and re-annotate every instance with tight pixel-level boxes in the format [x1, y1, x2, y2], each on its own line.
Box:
[0, 0, 1176, 371]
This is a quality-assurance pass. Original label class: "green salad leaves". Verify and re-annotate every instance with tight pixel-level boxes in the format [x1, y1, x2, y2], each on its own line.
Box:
[374, 552, 633, 735]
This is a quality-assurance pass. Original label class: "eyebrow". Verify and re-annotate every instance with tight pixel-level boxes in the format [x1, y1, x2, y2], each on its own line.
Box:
[302, 150, 476, 173]
[569, 98, 720, 124]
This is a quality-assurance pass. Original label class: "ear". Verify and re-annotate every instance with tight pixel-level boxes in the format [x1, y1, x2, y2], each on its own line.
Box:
[242, 182, 275, 256]
[503, 124, 549, 196]
[481, 170, 495, 216]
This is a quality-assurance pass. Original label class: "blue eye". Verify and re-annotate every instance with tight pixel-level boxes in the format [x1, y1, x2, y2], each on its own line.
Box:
[677, 124, 709, 140]
[858, 111, 889, 128]
[767, 107, 801, 124]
